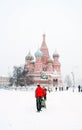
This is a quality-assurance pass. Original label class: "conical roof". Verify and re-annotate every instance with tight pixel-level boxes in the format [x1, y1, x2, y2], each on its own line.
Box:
[40, 34, 49, 57]
[40, 34, 47, 49]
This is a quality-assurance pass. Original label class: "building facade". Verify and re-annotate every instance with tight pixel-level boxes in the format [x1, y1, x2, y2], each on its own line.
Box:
[24, 34, 62, 86]
[0, 76, 10, 86]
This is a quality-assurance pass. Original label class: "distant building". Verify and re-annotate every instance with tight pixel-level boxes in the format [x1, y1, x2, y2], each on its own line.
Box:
[0, 76, 10, 86]
[24, 34, 62, 86]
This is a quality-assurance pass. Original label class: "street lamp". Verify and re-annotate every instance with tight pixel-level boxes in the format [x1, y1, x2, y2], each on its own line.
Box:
[71, 72, 75, 92]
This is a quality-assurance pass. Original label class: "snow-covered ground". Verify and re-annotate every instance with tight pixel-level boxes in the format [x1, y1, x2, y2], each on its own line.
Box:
[0, 87, 82, 130]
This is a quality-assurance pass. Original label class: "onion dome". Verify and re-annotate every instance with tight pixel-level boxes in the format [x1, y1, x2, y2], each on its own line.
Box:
[47, 57, 53, 63]
[35, 49, 43, 57]
[25, 51, 34, 61]
[53, 49, 59, 58]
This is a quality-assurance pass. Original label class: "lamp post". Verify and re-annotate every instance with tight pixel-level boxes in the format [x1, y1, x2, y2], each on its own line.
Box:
[71, 72, 75, 92]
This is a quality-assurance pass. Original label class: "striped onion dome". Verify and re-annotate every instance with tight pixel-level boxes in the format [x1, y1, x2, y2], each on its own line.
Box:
[53, 49, 59, 58]
[47, 57, 53, 63]
[25, 51, 34, 61]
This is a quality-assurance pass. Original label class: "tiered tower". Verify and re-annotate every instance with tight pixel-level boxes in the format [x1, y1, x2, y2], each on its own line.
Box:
[40, 34, 49, 64]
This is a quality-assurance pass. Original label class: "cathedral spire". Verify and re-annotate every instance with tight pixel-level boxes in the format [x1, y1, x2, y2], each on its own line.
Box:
[43, 34, 46, 42]
[41, 34, 47, 49]
[40, 34, 49, 64]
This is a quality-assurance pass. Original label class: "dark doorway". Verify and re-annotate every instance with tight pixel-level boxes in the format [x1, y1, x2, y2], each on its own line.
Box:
[53, 79, 58, 86]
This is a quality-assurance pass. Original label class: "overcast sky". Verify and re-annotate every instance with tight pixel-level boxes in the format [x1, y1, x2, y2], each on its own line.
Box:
[0, 0, 82, 80]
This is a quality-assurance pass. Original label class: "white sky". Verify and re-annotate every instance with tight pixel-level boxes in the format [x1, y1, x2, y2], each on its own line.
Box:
[0, 88, 82, 130]
[0, 0, 82, 79]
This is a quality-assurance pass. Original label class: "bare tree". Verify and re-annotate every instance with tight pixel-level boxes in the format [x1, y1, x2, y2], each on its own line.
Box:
[13, 66, 24, 86]
[64, 75, 72, 88]
[11, 65, 34, 86]
[9, 77, 14, 86]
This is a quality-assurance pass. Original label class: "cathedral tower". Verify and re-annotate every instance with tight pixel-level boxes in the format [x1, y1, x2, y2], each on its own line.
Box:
[40, 34, 49, 64]
[34, 49, 43, 73]
[53, 49, 61, 72]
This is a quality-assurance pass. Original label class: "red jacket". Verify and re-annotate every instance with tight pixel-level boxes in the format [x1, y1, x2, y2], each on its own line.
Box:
[35, 86, 43, 97]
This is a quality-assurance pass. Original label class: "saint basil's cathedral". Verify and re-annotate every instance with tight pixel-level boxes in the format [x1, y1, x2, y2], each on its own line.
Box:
[24, 34, 62, 86]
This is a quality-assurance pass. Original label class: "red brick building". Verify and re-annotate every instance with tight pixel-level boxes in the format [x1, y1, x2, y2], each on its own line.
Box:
[25, 34, 62, 86]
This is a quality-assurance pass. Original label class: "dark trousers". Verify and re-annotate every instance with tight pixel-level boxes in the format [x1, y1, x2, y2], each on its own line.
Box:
[44, 95, 46, 100]
[36, 97, 42, 111]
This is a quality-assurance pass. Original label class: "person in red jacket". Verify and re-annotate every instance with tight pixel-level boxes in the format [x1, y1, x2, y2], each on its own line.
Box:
[43, 87, 47, 101]
[35, 84, 43, 112]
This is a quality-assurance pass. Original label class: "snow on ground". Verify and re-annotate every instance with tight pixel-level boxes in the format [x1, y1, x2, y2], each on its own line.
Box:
[0, 87, 82, 130]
